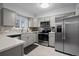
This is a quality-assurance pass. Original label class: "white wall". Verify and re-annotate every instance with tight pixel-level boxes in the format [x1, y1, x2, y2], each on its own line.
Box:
[35, 5, 76, 27]
[75, 3, 79, 15]
[3, 3, 76, 18]
[37, 5, 76, 17]
[3, 3, 34, 17]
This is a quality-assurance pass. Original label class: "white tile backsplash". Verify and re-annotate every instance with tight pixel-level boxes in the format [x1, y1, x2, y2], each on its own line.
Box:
[0, 26, 21, 34]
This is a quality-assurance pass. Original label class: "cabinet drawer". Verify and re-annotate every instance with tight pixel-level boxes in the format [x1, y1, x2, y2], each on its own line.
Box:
[49, 34, 55, 37]
[28, 38, 34, 45]
[24, 42, 28, 47]
[49, 37, 55, 42]
[49, 37, 55, 47]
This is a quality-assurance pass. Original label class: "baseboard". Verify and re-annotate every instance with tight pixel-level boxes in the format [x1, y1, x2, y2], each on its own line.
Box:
[55, 50, 76, 56]
[48, 45, 55, 48]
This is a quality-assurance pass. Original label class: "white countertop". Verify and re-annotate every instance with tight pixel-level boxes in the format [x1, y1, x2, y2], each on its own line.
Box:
[0, 34, 25, 53]
[3, 32, 21, 36]
[49, 32, 55, 34]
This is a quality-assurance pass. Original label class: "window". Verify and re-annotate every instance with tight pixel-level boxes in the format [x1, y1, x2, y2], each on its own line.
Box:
[15, 15, 28, 29]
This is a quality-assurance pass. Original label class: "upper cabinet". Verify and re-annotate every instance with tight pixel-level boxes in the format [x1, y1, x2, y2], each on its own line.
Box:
[33, 18, 38, 27]
[44, 17, 50, 21]
[37, 18, 41, 27]
[37, 18, 43, 27]
[40, 17, 45, 22]
[28, 17, 38, 27]
[1, 8, 28, 28]
[50, 16, 55, 27]
[28, 17, 34, 27]
[76, 4, 79, 15]
[2, 8, 16, 26]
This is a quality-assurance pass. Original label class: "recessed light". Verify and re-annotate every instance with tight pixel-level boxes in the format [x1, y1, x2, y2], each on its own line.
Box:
[40, 3, 50, 8]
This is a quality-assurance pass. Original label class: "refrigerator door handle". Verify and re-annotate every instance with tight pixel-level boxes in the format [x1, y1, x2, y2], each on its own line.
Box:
[62, 24, 64, 40]
[63, 23, 66, 40]
[61, 21, 63, 40]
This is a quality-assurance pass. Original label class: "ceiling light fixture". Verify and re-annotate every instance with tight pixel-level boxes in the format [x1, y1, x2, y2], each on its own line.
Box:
[40, 3, 50, 8]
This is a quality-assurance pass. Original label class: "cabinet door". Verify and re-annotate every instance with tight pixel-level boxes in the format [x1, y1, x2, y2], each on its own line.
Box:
[38, 18, 41, 27]
[33, 18, 38, 27]
[44, 17, 50, 21]
[31, 34, 37, 43]
[50, 16, 55, 27]
[38, 17, 45, 27]
[28, 36, 34, 45]
[49, 36, 55, 47]
[0, 9, 1, 26]
[33, 34, 38, 43]
[49, 33, 55, 47]
[21, 34, 28, 47]
[21, 33, 35, 47]
[76, 4, 79, 15]
[28, 17, 33, 27]
[3, 8, 16, 26]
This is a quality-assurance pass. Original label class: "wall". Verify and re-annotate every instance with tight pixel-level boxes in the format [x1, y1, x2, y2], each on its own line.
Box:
[35, 5, 76, 27]
[75, 3, 79, 15]
[37, 5, 76, 17]
[0, 3, 31, 32]
[3, 3, 34, 17]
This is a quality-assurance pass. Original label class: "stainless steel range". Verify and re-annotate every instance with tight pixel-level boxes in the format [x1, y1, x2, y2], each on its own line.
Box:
[38, 21, 51, 46]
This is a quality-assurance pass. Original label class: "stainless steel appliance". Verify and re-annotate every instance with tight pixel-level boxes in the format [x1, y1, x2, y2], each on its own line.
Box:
[38, 21, 51, 46]
[55, 15, 79, 55]
[38, 29, 51, 46]
[40, 21, 50, 27]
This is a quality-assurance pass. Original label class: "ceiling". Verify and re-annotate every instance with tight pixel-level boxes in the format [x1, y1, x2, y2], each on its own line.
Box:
[4, 3, 77, 17]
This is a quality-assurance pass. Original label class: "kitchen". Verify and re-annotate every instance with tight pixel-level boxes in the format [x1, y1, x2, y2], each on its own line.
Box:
[0, 3, 79, 56]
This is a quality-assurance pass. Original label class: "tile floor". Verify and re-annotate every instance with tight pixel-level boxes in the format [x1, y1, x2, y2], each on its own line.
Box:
[25, 43, 69, 56]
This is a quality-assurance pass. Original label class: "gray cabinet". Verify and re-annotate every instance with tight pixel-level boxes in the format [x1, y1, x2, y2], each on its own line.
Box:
[2, 8, 16, 26]
[21, 33, 37, 47]
[0, 45, 24, 56]
[49, 32, 55, 47]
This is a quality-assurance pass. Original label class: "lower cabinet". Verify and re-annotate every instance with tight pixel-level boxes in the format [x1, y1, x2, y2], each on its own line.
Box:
[21, 33, 37, 47]
[0, 45, 24, 56]
[49, 32, 55, 47]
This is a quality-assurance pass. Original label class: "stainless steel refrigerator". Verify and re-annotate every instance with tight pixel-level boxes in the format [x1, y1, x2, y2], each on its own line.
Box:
[55, 15, 79, 55]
